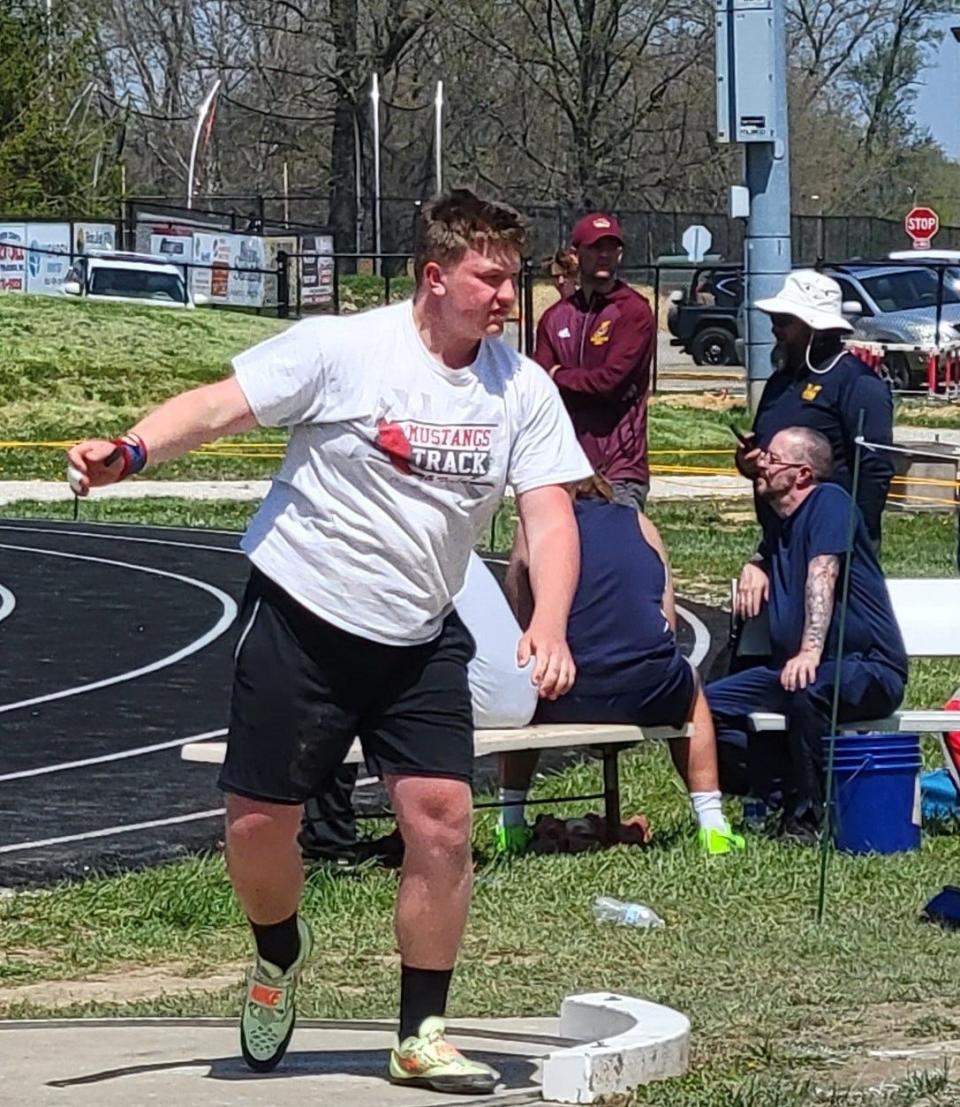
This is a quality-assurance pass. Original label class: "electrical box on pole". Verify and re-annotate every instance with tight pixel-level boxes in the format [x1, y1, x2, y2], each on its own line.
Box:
[716, 0, 779, 144]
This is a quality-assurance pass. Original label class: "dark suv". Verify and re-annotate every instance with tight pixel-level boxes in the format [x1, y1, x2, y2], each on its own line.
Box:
[666, 267, 742, 366]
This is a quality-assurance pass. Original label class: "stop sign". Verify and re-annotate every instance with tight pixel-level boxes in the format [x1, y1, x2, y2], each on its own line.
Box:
[905, 206, 940, 249]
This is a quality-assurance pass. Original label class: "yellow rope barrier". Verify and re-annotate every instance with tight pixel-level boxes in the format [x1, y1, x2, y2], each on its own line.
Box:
[1, 441, 957, 493]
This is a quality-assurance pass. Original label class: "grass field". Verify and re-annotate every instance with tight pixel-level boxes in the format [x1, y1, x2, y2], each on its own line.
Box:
[2, 296, 960, 1103]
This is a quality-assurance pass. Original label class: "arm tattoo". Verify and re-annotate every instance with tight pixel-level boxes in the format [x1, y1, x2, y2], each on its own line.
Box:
[801, 554, 840, 655]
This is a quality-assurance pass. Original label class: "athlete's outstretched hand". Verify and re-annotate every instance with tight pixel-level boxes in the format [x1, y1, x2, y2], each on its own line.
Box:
[518, 622, 576, 701]
[66, 439, 124, 496]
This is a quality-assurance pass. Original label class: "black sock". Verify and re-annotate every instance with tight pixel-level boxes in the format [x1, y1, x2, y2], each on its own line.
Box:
[250, 912, 300, 972]
[399, 965, 453, 1041]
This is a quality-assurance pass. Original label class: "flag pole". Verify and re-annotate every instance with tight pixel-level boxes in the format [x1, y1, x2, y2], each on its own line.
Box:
[371, 73, 382, 275]
[434, 80, 444, 196]
[187, 79, 222, 210]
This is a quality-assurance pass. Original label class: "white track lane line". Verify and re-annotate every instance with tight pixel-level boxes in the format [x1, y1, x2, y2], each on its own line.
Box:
[675, 604, 711, 669]
[0, 728, 227, 783]
[0, 778, 379, 854]
[0, 523, 242, 555]
[0, 582, 14, 624]
[0, 544, 237, 714]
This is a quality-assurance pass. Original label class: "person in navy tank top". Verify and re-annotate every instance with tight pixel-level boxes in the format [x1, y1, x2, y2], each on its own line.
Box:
[496, 474, 745, 857]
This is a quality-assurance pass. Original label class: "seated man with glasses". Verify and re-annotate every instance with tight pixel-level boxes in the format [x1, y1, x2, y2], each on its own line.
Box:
[706, 426, 907, 843]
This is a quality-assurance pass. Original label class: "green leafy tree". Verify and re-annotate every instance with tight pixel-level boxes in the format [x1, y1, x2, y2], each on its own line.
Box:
[0, 0, 120, 215]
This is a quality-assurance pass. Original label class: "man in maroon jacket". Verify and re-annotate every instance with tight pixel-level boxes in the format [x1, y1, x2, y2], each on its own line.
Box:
[534, 212, 655, 510]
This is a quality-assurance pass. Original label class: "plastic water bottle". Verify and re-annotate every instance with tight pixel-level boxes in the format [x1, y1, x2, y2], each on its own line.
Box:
[592, 896, 664, 929]
[742, 795, 768, 832]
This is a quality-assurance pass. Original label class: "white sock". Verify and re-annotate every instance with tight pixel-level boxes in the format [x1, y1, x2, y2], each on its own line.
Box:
[498, 788, 528, 829]
[690, 791, 727, 833]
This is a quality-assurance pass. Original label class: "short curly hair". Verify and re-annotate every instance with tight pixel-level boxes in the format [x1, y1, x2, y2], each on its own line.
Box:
[414, 188, 528, 285]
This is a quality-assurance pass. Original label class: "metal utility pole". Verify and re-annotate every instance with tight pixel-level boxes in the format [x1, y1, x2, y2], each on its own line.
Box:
[716, 0, 792, 411]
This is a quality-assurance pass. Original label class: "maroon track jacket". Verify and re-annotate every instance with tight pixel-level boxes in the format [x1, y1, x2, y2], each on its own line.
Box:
[533, 282, 654, 484]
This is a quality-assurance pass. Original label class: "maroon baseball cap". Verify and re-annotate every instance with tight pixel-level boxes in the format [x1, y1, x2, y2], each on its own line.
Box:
[571, 212, 623, 248]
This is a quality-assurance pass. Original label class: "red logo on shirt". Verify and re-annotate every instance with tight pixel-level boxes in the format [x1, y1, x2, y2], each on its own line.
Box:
[375, 418, 413, 475]
[374, 418, 494, 483]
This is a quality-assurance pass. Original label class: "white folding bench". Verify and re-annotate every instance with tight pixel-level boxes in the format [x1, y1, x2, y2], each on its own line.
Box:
[182, 721, 691, 844]
[732, 577, 960, 789]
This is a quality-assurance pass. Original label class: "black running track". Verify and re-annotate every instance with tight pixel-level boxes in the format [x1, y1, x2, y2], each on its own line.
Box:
[0, 519, 727, 887]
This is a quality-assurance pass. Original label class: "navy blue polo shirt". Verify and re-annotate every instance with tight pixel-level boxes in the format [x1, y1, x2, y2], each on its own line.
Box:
[753, 353, 894, 543]
[763, 483, 907, 674]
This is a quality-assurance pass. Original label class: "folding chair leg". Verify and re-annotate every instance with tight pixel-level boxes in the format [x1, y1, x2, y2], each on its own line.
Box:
[602, 745, 621, 844]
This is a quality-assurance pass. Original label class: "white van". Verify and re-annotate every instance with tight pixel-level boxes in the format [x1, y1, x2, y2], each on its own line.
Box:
[62, 251, 206, 308]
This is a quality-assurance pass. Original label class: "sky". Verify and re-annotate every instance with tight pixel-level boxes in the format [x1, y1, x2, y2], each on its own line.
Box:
[913, 18, 960, 161]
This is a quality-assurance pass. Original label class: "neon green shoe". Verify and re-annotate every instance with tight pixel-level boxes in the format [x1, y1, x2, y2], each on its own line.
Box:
[389, 1016, 500, 1094]
[240, 916, 313, 1072]
[699, 824, 746, 856]
[493, 823, 532, 856]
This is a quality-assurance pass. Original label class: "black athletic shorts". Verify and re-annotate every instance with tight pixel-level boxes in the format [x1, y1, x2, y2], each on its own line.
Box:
[218, 568, 477, 805]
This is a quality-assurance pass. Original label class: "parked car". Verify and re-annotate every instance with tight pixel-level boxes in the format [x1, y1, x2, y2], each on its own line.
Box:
[666, 267, 742, 366]
[827, 263, 960, 389]
[62, 251, 205, 309]
[668, 262, 960, 387]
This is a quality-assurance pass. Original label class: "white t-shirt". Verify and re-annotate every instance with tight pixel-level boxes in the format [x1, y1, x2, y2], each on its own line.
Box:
[455, 553, 537, 728]
[233, 300, 591, 645]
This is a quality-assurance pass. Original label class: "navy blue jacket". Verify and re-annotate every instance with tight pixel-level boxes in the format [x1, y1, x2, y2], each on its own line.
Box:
[753, 352, 894, 544]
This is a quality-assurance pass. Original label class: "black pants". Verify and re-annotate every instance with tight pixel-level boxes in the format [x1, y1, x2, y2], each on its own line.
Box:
[299, 764, 360, 860]
[707, 654, 904, 818]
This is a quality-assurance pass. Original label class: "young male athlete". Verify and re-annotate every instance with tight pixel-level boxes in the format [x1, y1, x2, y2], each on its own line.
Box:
[67, 189, 592, 1094]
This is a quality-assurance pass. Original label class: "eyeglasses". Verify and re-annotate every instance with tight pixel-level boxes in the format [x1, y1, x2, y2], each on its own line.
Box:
[760, 449, 807, 470]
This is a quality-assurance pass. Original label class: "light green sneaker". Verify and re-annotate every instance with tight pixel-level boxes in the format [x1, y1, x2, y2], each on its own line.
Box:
[240, 916, 313, 1072]
[699, 824, 747, 856]
[493, 823, 532, 857]
[389, 1016, 500, 1094]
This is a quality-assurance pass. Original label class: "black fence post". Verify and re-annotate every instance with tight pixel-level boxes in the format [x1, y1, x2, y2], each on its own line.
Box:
[522, 257, 534, 356]
[332, 253, 340, 315]
[652, 265, 660, 394]
[384, 264, 392, 305]
[277, 250, 289, 318]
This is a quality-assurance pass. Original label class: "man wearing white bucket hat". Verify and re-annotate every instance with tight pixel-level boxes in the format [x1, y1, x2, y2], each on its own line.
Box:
[734, 270, 894, 564]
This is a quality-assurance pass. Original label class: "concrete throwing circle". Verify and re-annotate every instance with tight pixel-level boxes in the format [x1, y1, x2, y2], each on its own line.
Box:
[0, 1016, 566, 1106]
[0, 518, 724, 887]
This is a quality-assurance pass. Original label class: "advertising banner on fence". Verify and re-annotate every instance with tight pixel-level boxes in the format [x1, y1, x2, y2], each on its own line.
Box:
[26, 223, 71, 295]
[301, 233, 334, 306]
[150, 225, 194, 263]
[229, 235, 265, 307]
[74, 222, 116, 255]
[191, 232, 230, 302]
[0, 223, 27, 291]
[191, 232, 264, 307]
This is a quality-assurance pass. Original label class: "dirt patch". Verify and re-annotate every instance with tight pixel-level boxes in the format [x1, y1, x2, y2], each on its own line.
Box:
[650, 391, 743, 412]
[799, 1001, 960, 1090]
[0, 960, 247, 1011]
[1, 946, 60, 966]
